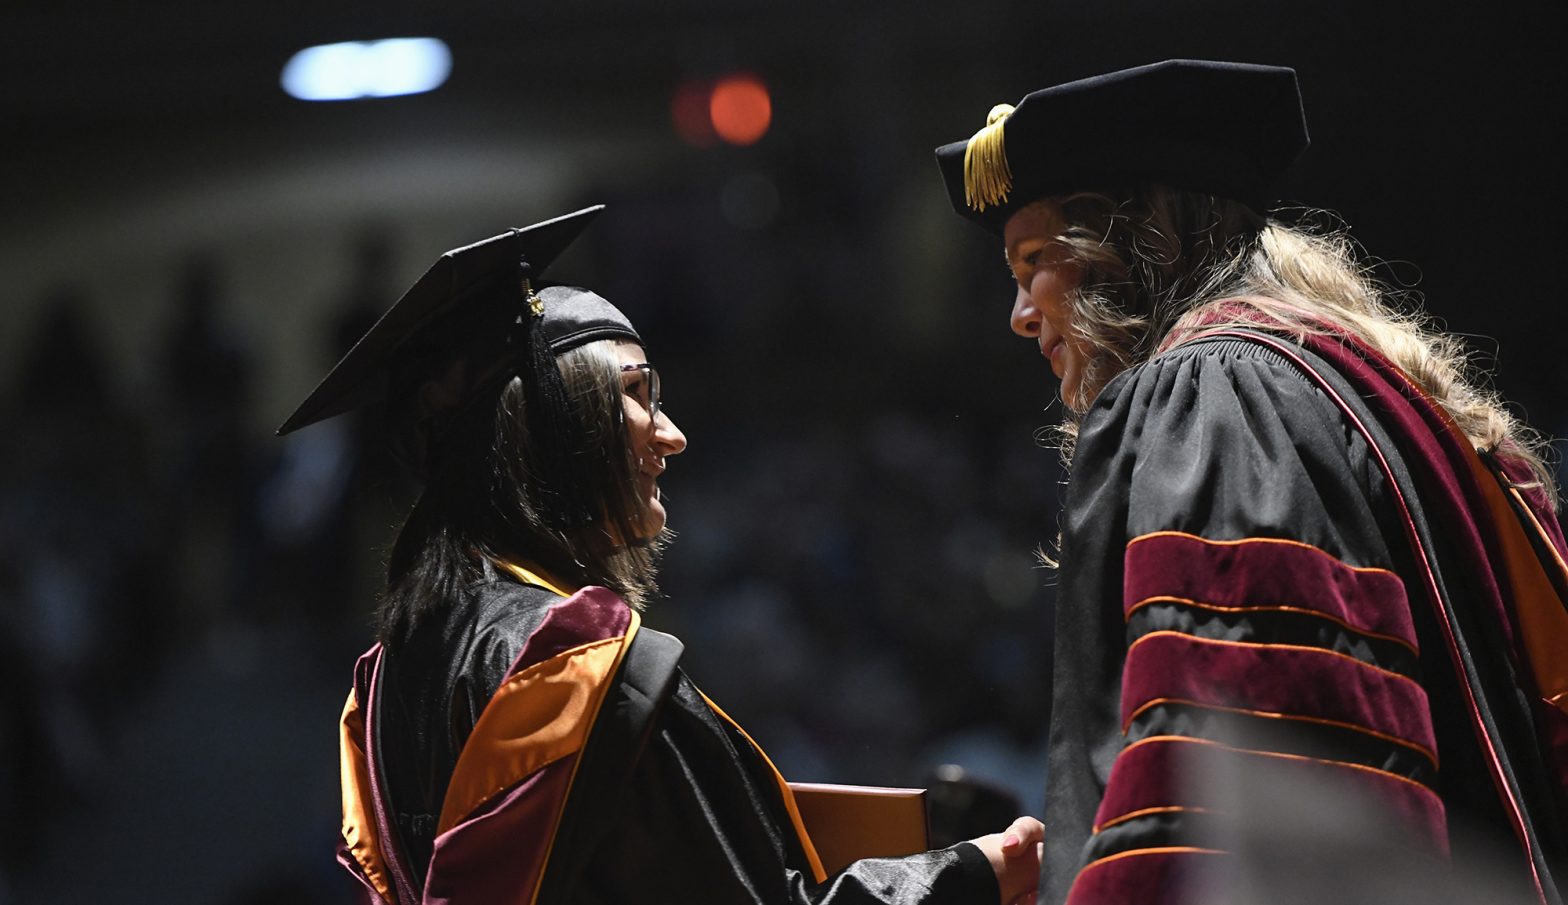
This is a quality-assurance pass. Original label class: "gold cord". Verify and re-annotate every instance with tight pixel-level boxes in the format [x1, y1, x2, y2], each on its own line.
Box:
[963, 103, 1015, 211]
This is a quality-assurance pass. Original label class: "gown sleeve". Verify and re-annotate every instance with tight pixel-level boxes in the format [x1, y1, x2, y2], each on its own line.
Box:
[1039, 338, 1450, 905]
[578, 680, 999, 905]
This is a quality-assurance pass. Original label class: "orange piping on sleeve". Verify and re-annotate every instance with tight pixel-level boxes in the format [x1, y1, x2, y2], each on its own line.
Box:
[1127, 630, 1426, 688]
[1124, 595, 1420, 656]
[1077, 845, 1225, 874]
[1121, 696, 1440, 767]
[1127, 530, 1399, 576]
[1115, 734, 1444, 798]
[1093, 805, 1213, 834]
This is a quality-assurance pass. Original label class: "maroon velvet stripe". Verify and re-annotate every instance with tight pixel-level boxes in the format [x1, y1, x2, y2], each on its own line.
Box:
[1299, 332, 1516, 648]
[1203, 326, 1546, 899]
[351, 644, 379, 728]
[508, 587, 631, 677]
[1122, 632, 1437, 763]
[1092, 737, 1449, 856]
[1066, 847, 1218, 905]
[424, 755, 577, 905]
[1124, 532, 1416, 652]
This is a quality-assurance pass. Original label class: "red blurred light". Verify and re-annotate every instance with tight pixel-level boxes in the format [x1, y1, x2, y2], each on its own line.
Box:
[671, 80, 717, 147]
[709, 75, 771, 146]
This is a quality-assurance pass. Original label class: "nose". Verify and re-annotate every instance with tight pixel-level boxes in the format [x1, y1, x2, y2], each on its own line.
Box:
[1010, 284, 1042, 339]
[652, 410, 687, 457]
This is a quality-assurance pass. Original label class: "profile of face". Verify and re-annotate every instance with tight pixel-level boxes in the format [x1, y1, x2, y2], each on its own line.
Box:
[614, 341, 687, 538]
[1003, 201, 1091, 409]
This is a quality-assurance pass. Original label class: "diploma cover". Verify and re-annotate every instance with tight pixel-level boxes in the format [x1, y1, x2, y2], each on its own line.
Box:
[787, 783, 930, 876]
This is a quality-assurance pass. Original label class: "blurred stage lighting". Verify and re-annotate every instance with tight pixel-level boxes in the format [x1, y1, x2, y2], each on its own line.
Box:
[671, 81, 718, 148]
[710, 75, 771, 145]
[672, 73, 772, 147]
[282, 38, 452, 101]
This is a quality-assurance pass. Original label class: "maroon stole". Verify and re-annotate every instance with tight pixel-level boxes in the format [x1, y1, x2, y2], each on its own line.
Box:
[335, 585, 827, 904]
[337, 587, 640, 905]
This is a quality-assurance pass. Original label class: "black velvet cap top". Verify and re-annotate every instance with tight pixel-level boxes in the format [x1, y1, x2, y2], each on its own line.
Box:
[934, 60, 1310, 235]
[277, 205, 638, 436]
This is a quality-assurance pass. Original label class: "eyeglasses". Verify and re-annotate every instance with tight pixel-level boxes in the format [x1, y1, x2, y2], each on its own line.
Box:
[619, 363, 661, 418]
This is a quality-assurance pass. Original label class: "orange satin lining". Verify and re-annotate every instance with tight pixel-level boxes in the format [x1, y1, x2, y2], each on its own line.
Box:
[1125, 595, 1420, 657]
[1116, 734, 1442, 798]
[438, 614, 638, 835]
[1127, 530, 1399, 575]
[700, 692, 828, 883]
[1480, 478, 1568, 720]
[1127, 630, 1425, 688]
[339, 688, 398, 903]
[1368, 366, 1568, 720]
[1122, 696, 1439, 767]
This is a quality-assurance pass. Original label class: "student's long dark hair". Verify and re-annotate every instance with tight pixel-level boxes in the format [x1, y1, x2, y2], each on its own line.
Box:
[377, 339, 664, 644]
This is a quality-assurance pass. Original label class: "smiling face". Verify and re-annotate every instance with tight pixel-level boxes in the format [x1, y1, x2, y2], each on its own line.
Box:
[614, 341, 686, 539]
[1003, 201, 1091, 410]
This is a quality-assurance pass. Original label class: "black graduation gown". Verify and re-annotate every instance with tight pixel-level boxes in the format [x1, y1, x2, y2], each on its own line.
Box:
[349, 576, 997, 905]
[1040, 333, 1566, 904]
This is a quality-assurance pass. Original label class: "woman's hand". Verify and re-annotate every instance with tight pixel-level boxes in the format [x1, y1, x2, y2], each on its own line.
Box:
[969, 815, 1044, 905]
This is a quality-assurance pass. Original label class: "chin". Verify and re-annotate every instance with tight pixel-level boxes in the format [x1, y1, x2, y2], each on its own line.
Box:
[1058, 385, 1093, 416]
[642, 497, 668, 536]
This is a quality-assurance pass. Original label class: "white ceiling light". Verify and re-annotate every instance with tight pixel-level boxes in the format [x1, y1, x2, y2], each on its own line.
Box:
[281, 38, 452, 101]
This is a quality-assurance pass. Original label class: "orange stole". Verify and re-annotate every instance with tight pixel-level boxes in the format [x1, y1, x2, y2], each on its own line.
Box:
[340, 686, 397, 903]
[336, 611, 639, 905]
[440, 611, 641, 905]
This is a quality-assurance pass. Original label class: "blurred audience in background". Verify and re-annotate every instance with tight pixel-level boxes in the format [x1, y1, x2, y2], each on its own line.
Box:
[0, 195, 1058, 903]
[3, 6, 1561, 902]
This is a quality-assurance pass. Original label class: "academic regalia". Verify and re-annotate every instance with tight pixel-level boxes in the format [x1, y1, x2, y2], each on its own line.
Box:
[931, 60, 1568, 904]
[337, 567, 995, 905]
[1041, 324, 1567, 904]
[285, 208, 999, 905]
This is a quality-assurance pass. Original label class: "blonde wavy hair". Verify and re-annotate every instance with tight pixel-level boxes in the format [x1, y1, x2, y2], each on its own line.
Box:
[1040, 186, 1557, 500]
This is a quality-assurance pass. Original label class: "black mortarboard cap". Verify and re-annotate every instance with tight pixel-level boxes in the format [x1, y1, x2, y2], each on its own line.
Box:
[934, 60, 1310, 235]
[277, 205, 637, 436]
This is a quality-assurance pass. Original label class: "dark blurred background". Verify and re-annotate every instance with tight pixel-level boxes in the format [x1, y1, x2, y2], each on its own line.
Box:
[1, 2, 1562, 902]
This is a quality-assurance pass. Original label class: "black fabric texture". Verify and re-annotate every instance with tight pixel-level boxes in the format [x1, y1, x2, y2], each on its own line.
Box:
[373, 576, 997, 904]
[1038, 334, 1561, 904]
[376, 578, 564, 878]
[1125, 600, 1421, 679]
[534, 627, 684, 905]
[572, 677, 994, 904]
[1272, 334, 1568, 902]
[1123, 701, 1436, 781]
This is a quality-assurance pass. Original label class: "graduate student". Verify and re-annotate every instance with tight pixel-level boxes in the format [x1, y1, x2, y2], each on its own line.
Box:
[933, 60, 1566, 904]
[280, 206, 1044, 904]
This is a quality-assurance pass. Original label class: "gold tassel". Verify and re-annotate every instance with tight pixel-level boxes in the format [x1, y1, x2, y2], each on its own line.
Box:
[523, 277, 545, 317]
[963, 103, 1015, 211]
